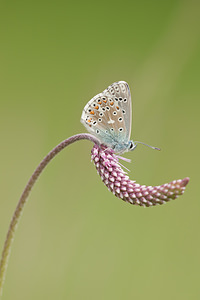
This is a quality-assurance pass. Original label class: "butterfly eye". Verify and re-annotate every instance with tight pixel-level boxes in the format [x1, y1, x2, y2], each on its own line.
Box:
[113, 111, 117, 115]
[129, 141, 135, 150]
[118, 117, 123, 122]
[119, 128, 123, 132]
[122, 109, 126, 114]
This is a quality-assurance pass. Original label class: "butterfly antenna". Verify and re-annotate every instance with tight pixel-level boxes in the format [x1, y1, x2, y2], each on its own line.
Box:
[134, 141, 161, 151]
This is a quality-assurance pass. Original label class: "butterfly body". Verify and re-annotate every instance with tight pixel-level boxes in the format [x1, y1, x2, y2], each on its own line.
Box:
[81, 81, 135, 154]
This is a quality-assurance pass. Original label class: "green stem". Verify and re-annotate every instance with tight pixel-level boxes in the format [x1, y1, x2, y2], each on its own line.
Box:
[0, 133, 100, 297]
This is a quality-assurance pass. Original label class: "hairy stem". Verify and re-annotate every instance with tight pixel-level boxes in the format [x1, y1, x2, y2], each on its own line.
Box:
[0, 133, 100, 297]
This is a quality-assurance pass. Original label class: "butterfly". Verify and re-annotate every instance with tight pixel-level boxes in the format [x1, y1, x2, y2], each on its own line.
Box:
[80, 81, 136, 154]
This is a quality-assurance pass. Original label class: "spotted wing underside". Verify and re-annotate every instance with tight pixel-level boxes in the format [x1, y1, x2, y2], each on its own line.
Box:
[81, 81, 132, 148]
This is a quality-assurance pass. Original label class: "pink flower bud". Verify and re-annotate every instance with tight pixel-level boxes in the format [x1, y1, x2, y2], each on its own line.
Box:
[91, 144, 189, 207]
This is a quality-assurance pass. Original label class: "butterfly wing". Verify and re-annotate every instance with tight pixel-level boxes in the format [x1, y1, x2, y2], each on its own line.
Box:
[104, 81, 132, 141]
[81, 81, 132, 151]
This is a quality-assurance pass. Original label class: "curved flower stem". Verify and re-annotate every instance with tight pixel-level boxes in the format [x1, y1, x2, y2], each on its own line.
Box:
[0, 133, 100, 297]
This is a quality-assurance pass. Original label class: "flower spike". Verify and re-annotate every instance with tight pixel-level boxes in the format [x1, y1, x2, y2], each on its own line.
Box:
[91, 144, 189, 207]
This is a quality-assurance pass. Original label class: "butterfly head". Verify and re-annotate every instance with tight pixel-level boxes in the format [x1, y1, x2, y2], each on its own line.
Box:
[112, 140, 137, 154]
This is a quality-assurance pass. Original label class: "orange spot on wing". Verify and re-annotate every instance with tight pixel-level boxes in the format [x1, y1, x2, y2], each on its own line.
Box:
[103, 100, 107, 103]
[95, 106, 99, 109]
[87, 119, 91, 123]
[90, 111, 95, 115]
[99, 101, 102, 105]
[116, 106, 119, 109]
[110, 101, 114, 106]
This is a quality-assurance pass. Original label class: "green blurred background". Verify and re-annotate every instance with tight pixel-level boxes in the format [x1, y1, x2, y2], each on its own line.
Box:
[0, 0, 199, 299]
